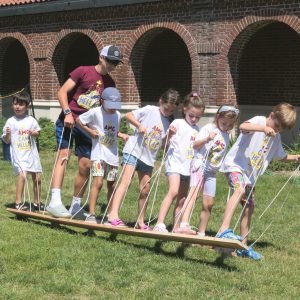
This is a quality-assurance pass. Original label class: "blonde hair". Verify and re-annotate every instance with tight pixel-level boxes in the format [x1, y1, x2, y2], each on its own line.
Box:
[272, 103, 296, 129]
[183, 92, 205, 110]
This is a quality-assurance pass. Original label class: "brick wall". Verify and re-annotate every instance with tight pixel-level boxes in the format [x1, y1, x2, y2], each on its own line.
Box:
[0, 0, 300, 124]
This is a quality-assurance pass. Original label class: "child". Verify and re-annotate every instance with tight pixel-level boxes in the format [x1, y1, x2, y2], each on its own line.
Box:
[153, 92, 205, 233]
[217, 103, 300, 260]
[175, 105, 239, 235]
[2, 90, 43, 211]
[76, 87, 128, 223]
[107, 88, 181, 228]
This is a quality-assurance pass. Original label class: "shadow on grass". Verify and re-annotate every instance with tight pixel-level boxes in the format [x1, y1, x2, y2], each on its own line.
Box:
[9, 215, 239, 271]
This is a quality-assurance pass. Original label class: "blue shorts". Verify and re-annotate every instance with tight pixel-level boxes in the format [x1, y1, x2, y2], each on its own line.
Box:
[122, 153, 153, 173]
[55, 118, 92, 158]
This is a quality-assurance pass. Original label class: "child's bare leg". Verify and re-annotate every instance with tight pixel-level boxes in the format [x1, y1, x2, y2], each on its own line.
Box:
[240, 204, 254, 244]
[32, 172, 41, 204]
[137, 171, 152, 228]
[156, 174, 180, 225]
[180, 186, 201, 224]
[16, 171, 26, 204]
[198, 195, 214, 234]
[106, 180, 116, 213]
[108, 164, 135, 220]
[89, 176, 103, 215]
[73, 156, 91, 198]
[219, 187, 245, 233]
[172, 179, 189, 230]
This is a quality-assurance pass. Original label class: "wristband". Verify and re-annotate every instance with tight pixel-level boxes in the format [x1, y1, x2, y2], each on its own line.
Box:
[63, 108, 72, 115]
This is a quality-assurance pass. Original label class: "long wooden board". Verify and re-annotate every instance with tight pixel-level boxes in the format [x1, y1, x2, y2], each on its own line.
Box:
[6, 208, 248, 250]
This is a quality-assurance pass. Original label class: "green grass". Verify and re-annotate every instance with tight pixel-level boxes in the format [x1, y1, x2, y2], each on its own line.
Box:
[0, 150, 300, 299]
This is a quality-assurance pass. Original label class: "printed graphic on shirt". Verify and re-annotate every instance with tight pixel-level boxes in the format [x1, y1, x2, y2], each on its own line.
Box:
[249, 136, 269, 170]
[77, 80, 103, 109]
[144, 123, 163, 151]
[15, 124, 32, 151]
[186, 131, 197, 159]
[99, 120, 116, 147]
[209, 136, 226, 166]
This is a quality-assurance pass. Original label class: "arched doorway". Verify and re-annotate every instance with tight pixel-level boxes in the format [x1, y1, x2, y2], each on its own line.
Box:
[0, 37, 30, 118]
[131, 28, 192, 104]
[52, 33, 99, 85]
[228, 21, 300, 142]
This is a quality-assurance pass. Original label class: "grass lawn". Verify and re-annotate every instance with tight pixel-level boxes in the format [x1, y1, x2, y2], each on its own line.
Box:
[0, 149, 299, 299]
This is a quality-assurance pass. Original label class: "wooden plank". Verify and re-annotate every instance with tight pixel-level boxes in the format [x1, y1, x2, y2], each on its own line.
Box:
[6, 208, 248, 250]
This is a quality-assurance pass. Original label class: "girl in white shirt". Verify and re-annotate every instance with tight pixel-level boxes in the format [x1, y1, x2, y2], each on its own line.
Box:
[176, 106, 239, 235]
[153, 92, 205, 233]
[108, 89, 181, 229]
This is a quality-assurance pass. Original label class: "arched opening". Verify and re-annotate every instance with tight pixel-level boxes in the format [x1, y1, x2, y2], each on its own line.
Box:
[131, 28, 192, 104]
[0, 37, 30, 118]
[228, 21, 300, 143]
[52, 33, 99, 85]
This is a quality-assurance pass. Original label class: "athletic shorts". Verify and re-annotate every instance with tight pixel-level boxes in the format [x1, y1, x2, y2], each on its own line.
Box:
[91, 160, 118, 181]
[122, 153, 153, 173]
[226, 172, 255, 207]
[55, 118, 92, 158]
[190, 168, 217, 198]
[166, 172, 190, 183]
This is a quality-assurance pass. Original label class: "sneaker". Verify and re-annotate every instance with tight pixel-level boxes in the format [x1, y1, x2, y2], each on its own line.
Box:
[71, 208, 89, 220]
[33, 202, 45, 211]
[46, 204, 72, 218]
[15, 203, 28, 211]
[153, 223, 168, 233]
[69, 202, 81, 215]
[137, 224, 152, 231]
[197, 232, 205, 237]
[236, 247, 262, 260]
[85, 214, 97, 224]
[216, 229, 242, 241]
[174, 225, 196, 235]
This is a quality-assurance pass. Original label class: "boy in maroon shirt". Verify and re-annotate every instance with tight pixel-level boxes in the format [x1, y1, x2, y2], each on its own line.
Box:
[47, 45, 123, 218]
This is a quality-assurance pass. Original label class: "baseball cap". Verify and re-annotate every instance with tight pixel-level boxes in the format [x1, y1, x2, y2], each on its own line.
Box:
[100, 45, 123, 62]
[101, 87, 122, 110]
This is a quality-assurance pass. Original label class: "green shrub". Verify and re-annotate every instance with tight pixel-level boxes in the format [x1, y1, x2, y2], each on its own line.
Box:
[38, 117, 56, 151]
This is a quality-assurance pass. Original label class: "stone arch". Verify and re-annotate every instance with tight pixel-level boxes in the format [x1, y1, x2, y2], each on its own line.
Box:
[123, 22, 198, 104]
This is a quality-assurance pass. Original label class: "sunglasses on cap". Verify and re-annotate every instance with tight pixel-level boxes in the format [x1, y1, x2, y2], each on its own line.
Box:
[105, 57, 121, 66]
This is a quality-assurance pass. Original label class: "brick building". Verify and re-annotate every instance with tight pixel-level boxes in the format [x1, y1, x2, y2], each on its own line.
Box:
[0, 0, 299, 143]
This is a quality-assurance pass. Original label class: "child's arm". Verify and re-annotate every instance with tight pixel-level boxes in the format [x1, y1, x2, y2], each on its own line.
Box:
[125, 112, 147, 134]
[162, 124, 177, 145]
[118, 132, 129, 141]
[281, 154, 300, 163]
[240, 121, 276, 137]
[29, 130, 40, 138]
[2, 127, 11, 144]
[193, 131, 217, 149]
[75, 118, 99, 139]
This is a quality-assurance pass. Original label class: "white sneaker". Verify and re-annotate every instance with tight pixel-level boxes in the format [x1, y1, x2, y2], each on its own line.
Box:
[153, 223, 168, 233]
[69, 202, 81, 215]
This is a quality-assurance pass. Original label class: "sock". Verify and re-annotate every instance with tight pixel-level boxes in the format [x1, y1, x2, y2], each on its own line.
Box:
[197, 232, 205, 237]
[69, 196, 82, 213]
[180, 222, 189, 228]
[49, 188, 62, 208]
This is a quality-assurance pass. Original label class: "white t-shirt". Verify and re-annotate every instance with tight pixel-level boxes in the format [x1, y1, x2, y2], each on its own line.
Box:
[165, 118, 200, 176]
[220, 116, 286, 185]
[192, 123, 230, 173]
[2, 115, 42, 174]
[123, 105, 171, 167]
[79, 106, 121, 166]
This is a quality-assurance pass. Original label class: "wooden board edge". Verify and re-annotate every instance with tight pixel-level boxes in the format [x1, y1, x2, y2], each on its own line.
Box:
[6, 208, 248, 250]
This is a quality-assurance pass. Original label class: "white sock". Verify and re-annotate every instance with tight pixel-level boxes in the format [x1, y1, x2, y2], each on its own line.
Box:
[69, 196, 82, 213]
[197, 232, 205, 237]
[49, 188, 62, 208]
[180, 222, 189, 228]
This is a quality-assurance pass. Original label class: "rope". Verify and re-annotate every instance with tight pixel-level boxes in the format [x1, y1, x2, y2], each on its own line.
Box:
[0, 88, 25, 100]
